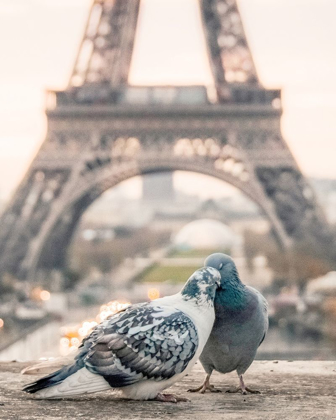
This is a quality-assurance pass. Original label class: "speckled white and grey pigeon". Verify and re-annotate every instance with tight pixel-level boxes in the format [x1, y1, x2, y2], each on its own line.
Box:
[23, 267, 221, 402]
[189, 253, 268, 395]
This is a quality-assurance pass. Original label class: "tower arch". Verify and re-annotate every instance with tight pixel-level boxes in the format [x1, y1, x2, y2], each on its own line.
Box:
[0, 0, 331, 283]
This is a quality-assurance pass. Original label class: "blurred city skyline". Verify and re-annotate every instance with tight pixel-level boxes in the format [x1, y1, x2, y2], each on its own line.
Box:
[0, 0, 336, 200]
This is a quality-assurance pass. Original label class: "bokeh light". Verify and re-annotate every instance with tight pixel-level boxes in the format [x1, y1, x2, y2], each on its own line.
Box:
[148, 288, 160, 300]
[40, 290, 51, 301]
[59, 300, 130, 355]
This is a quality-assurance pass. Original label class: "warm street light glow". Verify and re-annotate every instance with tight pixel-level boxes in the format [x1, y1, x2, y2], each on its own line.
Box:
[0, 319, 4, 328]
[148, 288, 160, 300]
[59, 300, 131, 355]
[97, 300, 130, 323]
[40, 290, 51, 301]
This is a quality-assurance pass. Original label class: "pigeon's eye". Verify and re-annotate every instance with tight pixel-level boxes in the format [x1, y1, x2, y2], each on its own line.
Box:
[219, 263, 223, 270]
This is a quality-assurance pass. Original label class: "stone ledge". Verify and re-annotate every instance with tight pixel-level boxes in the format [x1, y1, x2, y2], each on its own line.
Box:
[0, 361, 335, 419]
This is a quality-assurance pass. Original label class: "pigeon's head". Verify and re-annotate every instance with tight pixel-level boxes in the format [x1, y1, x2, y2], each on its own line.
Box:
[181, 267, 221, 306]
[204, 253, 239, 287]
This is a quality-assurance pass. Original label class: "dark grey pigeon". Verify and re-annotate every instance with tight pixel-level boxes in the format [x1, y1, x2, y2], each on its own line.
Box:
[189, 253, 268, 394]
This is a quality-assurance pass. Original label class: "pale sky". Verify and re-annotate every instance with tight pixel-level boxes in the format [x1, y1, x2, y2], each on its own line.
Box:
[0, 0, 336, 200]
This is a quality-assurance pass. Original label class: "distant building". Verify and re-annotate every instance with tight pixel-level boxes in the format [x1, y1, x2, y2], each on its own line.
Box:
[196, 199, 225, 221]
[173, 219, 240, 251]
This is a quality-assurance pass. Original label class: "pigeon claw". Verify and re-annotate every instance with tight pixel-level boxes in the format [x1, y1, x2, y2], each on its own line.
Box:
[245, 387, 261, 394]
[225, 375, 261, 395]
[206, 384, 222, 393]
[154, 393, 190, 403]
[187, 383, 207, 393]
[188, 375, 221, 394]
[226, 387, 241, 394]
[225, 387, 261, 395]
[188, 384, 221, 393]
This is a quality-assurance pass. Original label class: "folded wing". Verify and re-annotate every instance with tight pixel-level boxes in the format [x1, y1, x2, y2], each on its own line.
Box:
[78, 304, 199, 387]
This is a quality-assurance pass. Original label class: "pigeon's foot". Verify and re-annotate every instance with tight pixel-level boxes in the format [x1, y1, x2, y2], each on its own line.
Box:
[244, 387, 261, 394]
[188, 374, 221, 394]
[225, 387, 247, 395]
[225, 387, 241, 394]
[226, 387, 261, 395]
[154, 393, 190, 403]
[188, 384, 221, 394]
[226, 375, 261, 395]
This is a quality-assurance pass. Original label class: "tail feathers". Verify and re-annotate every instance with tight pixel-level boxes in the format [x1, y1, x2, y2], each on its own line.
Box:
[22, 363, 80, 394]
[23, 367, 110, 399]
[21, 355, 74, 376]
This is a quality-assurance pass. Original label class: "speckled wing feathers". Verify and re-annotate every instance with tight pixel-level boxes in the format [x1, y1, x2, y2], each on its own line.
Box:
[77, 304, 198, 387]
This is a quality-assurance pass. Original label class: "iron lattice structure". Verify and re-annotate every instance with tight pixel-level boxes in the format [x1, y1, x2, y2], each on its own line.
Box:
[0, 0, 331, 282]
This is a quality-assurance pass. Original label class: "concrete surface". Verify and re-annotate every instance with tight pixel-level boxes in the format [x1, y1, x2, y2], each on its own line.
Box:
[0, 360, 336, 419]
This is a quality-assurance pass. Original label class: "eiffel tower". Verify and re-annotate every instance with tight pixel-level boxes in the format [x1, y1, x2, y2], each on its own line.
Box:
[0, 0, 331, 284]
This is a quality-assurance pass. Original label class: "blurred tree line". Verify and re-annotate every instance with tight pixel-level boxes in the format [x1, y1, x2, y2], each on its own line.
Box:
[67, 226, 171, 284]
[244, 228, 336, 292]
[0, 227, 171, 296]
